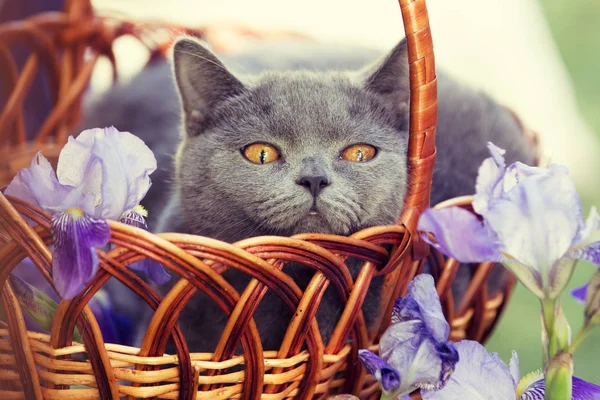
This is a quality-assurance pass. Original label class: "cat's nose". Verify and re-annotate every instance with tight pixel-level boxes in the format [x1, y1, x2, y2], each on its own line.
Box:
[297, 175, 330, 197]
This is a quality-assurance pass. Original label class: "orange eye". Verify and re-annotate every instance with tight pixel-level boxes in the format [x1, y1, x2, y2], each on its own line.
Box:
[243, 143, 280, 164]
[341, 144, 377, 162]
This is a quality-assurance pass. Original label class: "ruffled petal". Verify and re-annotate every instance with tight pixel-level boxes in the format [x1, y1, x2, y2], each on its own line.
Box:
[519, 379, 545, 399]
[518, 376, 600, 400]
[51, 209, 111, 299]
[517, 369, 544, 399]
[5, 152, 68, 209]
[379, 320, 459, 395]
[509, 350, 521, 388]
[569, 228, 600, 267]
[5, 152, 96, 214]
[572, 376, 600, 399]
[381, 275, 459, 395]
[357, 350, 401, 393]
[418, 207, 501, 263]
[502, 162, 549, 193]
[472, 142, 506, 215]
[58, 127, 157, 220]
[392, 274, 449, 342]
[570, 283, 588, 304]
[577, 206, 600, 242]
[485, 164, 580, 294]
[569, 208, 600, 267]
[421, 340, 515, 400]
[119, 207, 171, 285]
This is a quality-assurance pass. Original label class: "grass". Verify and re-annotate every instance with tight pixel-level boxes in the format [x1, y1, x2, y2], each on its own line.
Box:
[486, 0, 600, 385]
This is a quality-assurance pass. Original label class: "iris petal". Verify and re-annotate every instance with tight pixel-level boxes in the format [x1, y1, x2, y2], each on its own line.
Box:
[379, 275, 459, 395]
[519, 376, 600, 400]
[51, 209, 111, 299]
[519, 379, 545, 400]
[88, 290, 133, 345]
[421, 340, 515, 400]
[381, 329, 458, 394]
[4, 152, 94, 212]
[357, 350, 401, 392]
[392, 274, 449, 342]
[509, 350, 521, 387]
[502, 162, 552, 195]
[119, 208, 170, 285]
[570, 283, 588, 304]
[577, 206, 600, 242]
[58, 127, 157, 220]
[485, 165, 580, 297]
[418, 207, 501, 263]
[472, 142, 506, 215]
[568, 208, 600, 267]
[572, 376, 600, 399]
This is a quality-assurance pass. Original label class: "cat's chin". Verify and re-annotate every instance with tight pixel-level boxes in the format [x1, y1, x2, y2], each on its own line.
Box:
[284, 213, 351, 237]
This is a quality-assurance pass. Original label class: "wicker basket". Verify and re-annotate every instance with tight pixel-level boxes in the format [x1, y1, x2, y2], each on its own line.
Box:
[0, 0, 538, 399]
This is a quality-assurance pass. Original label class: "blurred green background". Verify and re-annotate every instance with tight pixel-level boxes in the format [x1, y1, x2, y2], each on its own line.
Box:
[487, 0, 600, 385]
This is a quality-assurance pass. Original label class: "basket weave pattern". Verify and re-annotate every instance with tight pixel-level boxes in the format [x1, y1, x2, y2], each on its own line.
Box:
[0, 0, 529, 398]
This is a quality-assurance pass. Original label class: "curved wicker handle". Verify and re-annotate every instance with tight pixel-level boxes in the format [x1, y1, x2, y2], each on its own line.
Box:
[398, 0, 437, 257]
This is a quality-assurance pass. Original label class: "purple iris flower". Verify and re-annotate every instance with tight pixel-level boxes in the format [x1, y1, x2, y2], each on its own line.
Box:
[5, 127, 169, 299]
[358, 274, 459, 399]
[421, 340, 600, 400]
[119, 206, 170, 284]
[417, 142, 600, 299]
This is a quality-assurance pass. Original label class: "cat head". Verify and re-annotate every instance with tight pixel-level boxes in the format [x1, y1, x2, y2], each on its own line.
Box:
[171, 37, 411, 241]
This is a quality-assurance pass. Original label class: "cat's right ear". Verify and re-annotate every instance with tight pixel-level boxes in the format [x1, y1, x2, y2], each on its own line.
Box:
[172, 37, 245, 136]
[361, 39, 410, 111]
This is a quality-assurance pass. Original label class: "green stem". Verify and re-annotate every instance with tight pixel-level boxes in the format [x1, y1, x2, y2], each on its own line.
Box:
[545, 351, 574, 400]
[568, 323, 591, 354]
[380, 393, 396, 400]
[542, 298, 558, 363]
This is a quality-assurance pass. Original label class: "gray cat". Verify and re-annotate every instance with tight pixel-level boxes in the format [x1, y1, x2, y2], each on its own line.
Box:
[80, 37, 536, 351]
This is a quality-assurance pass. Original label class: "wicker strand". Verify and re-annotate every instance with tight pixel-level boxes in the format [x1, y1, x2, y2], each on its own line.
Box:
[0, 0, 535, 397]
[1, 282, 43, 399]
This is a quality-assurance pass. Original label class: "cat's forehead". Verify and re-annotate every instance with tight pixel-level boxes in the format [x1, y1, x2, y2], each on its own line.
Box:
[252, 72, 366, 118]
[235, 72, 405, 147]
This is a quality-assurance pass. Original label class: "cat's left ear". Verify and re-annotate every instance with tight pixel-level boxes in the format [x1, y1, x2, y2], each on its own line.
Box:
[172, 37, 246, 136]
[362, 38, 410, 108]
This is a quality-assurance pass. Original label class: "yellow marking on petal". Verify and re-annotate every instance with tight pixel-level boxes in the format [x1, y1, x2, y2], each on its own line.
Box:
[65, 207, 85, 218]
[516, 369, 543, 397]
[133, 204, 148, 217]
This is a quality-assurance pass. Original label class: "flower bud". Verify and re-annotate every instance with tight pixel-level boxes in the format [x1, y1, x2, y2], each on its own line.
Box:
[545, 351, 573, 400]
[584, 270, 600, 326]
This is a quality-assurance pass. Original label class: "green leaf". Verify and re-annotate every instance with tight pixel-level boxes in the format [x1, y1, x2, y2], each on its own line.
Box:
[9, 274, 82, 342]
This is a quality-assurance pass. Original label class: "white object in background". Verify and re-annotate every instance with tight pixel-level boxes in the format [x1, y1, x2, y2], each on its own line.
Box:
[90, 0, 600, 201]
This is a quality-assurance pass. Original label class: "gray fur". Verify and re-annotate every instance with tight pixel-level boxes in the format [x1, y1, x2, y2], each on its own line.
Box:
[80, 38, 535, 352]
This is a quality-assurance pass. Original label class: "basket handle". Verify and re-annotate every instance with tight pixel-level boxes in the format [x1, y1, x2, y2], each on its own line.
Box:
[398, 0, 437, 257]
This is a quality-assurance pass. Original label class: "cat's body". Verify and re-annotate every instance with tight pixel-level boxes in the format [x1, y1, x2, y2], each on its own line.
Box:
[81, 38, 535, 351]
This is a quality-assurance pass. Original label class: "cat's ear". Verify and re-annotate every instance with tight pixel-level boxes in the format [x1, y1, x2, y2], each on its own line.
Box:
[172, 37, 245, 136]
[362, 39, 410, 107]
